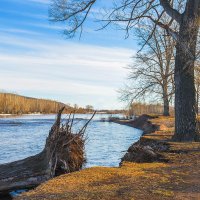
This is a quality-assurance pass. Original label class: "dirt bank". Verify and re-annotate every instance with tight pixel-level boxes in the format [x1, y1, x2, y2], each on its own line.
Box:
[16, 116, 200, 200]
[113, 114, 160, 134]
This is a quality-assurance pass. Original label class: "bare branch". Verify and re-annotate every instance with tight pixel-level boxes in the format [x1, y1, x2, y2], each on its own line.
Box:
[160, 0, 182, 23]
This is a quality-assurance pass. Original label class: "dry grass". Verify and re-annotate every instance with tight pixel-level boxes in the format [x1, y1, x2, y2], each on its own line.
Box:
[16, 116, 200, 200]
[17, 162, 169, 200]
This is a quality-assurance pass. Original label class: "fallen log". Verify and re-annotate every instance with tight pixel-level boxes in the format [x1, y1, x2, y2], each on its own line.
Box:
[0, 107, 94, 195]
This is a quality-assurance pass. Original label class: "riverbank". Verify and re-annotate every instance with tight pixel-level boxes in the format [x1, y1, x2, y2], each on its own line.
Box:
[16, 115, 200, 200]
[0, 114, 19, 118]
[111, 114, 160, 134]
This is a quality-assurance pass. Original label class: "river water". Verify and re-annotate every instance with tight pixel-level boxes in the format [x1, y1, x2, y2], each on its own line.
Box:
[0, 114, 142, 167]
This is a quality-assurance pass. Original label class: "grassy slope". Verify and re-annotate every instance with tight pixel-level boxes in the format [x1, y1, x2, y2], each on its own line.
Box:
[17, 116, 200, 200]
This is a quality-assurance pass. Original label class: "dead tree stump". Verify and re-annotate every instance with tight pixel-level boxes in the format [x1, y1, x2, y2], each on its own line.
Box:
[0, 107, 93, 195]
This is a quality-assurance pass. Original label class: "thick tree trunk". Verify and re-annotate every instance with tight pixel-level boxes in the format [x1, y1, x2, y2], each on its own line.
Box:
[173, 3, 200, 141]
[0, 107, 88, 195]
[163, 96, 170, 116]
[0, 151, 50, 194]
[163, 84, 170, 116]
[196, 86, 199, 114]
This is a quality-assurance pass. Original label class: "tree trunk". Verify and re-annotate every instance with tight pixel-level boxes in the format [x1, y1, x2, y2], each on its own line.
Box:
[173, 3, 200, 141]
[163, 96, 170, 116]
[196, 86, 199, 114]
[0, 107, 89, 195]
[163, 84, 170, 116]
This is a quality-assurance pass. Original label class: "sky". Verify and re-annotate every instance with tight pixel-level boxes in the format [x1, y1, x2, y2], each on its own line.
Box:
[0, 0, 138, 109]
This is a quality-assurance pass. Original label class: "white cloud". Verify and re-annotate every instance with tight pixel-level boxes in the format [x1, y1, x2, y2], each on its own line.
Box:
[0, 33, 135, 109]
[12, 0, 50, 4]
[28, 0, 50, 4]
[0, 28, 41, 35]
[29, 22, 65, 30]
[0, 9, 48, 19]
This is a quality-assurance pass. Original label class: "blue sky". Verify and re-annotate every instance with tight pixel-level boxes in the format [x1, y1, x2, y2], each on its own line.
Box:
[0, 0, 138, 109]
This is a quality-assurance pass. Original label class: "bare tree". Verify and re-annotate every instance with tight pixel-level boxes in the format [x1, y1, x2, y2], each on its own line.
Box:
[195, 65, 200, 114]
[50, 0, 200, 141]
[85, 105, 94, 112]
[120, 22, 175, 116]
[127, 102, 165, 116]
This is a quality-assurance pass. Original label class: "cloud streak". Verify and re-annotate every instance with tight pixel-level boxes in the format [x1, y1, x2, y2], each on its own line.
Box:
[0, 28, 41, 35]
[10, 0, 50, 5]
[0, 34, 134, 109]
[28, 0, 50, 4]
[0, 0, 137, 109]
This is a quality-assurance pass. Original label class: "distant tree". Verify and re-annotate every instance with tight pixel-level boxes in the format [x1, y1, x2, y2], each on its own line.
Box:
[128, 102, 164, 116]
[49, 0, 200, 141]
[73, 104, 79, 110]
[85, 105, 94, 112]
[120, 21, 175, 116]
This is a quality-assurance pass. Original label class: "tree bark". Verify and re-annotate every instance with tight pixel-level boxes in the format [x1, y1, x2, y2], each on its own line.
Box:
[163, 96, 170, 116]
[163, 83, 170, 116]
[0, 107, 88, 195]
[173, 2, 200, 141]
[196, 86, 199, 114]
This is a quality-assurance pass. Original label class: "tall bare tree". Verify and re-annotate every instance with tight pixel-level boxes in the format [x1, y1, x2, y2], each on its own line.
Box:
[195, 65, 200, 114]
[120, 22, 175, 116]
[50, 0, 200, 141]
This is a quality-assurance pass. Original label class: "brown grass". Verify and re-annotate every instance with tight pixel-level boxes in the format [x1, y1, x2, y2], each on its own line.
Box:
[16, 116, 200, 200]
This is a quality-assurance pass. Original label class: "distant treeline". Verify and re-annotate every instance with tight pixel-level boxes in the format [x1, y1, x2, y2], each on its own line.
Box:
[127, 102, 174, 116]
[98, 109, 125, 114]
[0, 93, 92, 114]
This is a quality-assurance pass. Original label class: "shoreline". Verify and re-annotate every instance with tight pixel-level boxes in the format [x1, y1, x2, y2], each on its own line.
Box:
[0, 112, 120, 118]
[111, 114, 159, 135]
[13, 115, 200, 199]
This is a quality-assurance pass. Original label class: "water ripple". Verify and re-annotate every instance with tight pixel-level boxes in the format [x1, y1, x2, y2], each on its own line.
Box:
[0, 114, 142, 167]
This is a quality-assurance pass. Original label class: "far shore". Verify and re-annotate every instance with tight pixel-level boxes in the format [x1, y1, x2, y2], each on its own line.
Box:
[0, 114, 19, 118]
[0, 112, 121, 118]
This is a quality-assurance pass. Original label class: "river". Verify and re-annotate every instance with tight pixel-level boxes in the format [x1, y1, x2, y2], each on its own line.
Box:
[0, 114, 143, 167]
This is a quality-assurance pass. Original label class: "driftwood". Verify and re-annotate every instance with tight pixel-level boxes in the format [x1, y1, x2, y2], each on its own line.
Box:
[0, 107, 94, 195]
